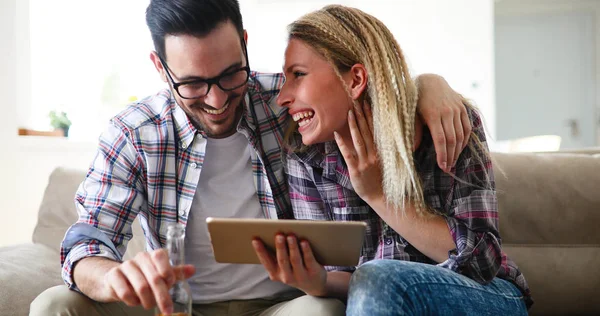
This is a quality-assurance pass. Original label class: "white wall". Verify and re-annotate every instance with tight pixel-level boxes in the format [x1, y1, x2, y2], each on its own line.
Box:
[0, 0, 97, 247]
[495, 0, 600, 146]
[0, 0, 495, 247]
[243, 0, 496, 137]
[0, 0, 23, 247]
[0, 140, 97, 247]
[0, 0, 17, 140]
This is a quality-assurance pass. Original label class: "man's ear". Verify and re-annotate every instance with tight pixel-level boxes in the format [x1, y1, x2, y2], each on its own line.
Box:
[149, 51, 168, 83]
[348, 64, 368, 100]
[243, 30, 248, 45]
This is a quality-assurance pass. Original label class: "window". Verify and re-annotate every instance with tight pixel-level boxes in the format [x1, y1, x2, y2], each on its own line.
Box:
[26, 0, 334, 141]
[28, 0, 161, 141]
[25, 0, 496, 141]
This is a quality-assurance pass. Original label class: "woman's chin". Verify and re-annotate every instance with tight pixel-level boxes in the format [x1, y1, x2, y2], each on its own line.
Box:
[300, 134, 317, 146]
[300, 132, 333, 146]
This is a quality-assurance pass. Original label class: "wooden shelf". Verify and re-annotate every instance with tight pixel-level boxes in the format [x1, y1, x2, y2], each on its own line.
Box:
[17, 128, 65, 137]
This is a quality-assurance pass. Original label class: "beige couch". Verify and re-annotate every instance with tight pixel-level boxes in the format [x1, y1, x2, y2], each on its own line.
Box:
[1, 151, 599, 315]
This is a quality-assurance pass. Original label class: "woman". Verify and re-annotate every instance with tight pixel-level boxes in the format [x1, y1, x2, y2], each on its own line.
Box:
[252, 4, 532, 315]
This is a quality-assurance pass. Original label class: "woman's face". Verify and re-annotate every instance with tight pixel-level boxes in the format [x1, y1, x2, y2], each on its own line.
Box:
[277, 38, 354, 145]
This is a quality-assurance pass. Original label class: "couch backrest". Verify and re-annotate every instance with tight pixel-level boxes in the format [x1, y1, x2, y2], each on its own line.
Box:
[492, 151, 600, 315]
[492, 152, 600, 245]
[37, 152, 600, 253]
[32, 167, 146, 259]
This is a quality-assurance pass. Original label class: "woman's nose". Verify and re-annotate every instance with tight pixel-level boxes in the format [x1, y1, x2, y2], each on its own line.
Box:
[276, 82, 293, 108]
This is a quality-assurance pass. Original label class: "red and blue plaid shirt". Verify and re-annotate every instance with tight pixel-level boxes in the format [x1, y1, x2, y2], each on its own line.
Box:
[60, 72, 293, 291]
[284, 108, 532, 307]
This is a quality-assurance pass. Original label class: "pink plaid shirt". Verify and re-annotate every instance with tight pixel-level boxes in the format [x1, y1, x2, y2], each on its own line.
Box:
[284, 108, 532, 308]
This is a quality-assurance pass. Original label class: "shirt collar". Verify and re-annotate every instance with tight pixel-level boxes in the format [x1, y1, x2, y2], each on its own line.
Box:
[171, 92, 197, 150]
[288, 133, 353, 190]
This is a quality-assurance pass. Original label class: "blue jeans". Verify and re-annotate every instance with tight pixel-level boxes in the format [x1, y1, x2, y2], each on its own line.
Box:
[346, 260, 528, 316]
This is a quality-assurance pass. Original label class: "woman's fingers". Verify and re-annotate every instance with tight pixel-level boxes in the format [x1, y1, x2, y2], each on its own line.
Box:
[356, 102, 376, 157]
[353, 103, 375, 156]
[334, 131, 357, 168]
[275, 234, 294, 283]
[287, 235, 309, 281]
[252, 239, 278, 277]
[347, 110, 367, 161]
[363, 102, 375, 137]
[299, 240, 321, 271]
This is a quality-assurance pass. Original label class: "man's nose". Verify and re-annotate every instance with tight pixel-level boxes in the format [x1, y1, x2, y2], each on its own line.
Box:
[204, 84, 228, 108]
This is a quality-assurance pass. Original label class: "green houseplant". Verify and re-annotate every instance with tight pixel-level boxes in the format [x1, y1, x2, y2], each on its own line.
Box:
[48, 111, 72, 137]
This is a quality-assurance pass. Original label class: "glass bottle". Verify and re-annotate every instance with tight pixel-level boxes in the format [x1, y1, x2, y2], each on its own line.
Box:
[155, 223, 192, 316]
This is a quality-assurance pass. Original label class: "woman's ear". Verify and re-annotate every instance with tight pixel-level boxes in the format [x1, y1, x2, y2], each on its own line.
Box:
[349, 64, 368, 100]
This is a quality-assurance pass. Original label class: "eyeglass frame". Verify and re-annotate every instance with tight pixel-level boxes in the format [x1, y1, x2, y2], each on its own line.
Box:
[157, 39, 251, 99]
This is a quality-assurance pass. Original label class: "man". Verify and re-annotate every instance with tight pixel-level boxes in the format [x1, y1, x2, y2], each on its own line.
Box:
[30, 0, 471, 315]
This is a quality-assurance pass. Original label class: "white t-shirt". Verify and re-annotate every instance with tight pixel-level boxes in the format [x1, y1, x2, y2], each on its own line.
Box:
[184, 132, 296, 303]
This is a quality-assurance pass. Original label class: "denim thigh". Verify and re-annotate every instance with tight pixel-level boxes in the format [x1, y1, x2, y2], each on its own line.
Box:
[346, 260, 527, 316]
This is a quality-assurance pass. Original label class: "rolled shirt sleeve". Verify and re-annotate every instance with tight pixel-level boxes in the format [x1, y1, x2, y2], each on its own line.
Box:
[438, 189, 502, 284]
[61, 224, 123, 291]
[60, 119, 146, 291]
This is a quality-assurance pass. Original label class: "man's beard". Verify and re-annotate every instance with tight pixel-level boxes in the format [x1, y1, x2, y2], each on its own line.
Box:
[189, 94, 245, 138]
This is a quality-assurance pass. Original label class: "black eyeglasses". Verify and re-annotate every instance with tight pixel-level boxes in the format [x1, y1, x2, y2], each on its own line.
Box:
[158, 40, 250, 99]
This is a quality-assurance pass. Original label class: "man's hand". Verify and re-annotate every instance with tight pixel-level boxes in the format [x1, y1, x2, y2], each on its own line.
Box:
[253, 234, 327, 296]
[416, 74, 471, 172]
[102, 250, 195, 314]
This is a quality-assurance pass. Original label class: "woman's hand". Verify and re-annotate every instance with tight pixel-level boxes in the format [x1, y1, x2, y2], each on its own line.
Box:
[252, 234, 327, 296]
[334, 102, 384, 204]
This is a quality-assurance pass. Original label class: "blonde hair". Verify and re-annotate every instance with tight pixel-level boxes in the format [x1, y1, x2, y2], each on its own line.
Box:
[286, 5, 490, 216]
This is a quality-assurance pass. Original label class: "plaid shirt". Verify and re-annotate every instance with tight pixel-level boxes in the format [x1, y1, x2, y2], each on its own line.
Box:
[60, 72, 293, 290]
[285, 108, 532, 307]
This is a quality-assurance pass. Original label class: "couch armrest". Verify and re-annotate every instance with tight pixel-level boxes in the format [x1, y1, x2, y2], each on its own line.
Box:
[0, 243, 63, 316]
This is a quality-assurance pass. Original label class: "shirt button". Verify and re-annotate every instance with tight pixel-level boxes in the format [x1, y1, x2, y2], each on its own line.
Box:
[181, 143, 188, 149]
[190, 162, 197, 169]
[385, 238, 393, 245]
[179, 209, 186, 216]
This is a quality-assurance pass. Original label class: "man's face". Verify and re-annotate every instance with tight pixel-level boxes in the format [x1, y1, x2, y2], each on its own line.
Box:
[153, 21, 248, 138]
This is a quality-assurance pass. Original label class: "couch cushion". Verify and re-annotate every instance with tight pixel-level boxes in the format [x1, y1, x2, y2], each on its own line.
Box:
[493, 152, 600, 245]
[32, 167, 86, 251]
[0, 243, 62, 316]
[32, 167, 146, 260]
[504, 245, 600, 315]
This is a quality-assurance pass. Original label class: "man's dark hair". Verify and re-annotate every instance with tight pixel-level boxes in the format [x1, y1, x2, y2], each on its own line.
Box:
[146, 0, 244, 59]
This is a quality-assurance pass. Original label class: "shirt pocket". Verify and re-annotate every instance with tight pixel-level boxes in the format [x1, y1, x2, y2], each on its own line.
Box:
[331, 205, 372, 222]
[332, 206, 379, 261]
